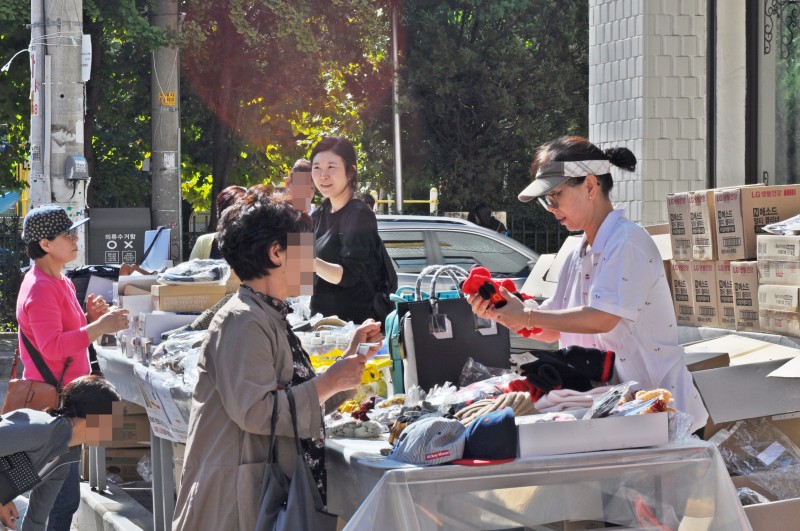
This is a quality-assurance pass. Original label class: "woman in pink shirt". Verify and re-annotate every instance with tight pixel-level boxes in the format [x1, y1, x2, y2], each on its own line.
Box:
[16, 204, 129, 531]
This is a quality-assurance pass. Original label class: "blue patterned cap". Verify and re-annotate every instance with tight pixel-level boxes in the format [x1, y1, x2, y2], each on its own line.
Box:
[388, 416, 465, 466]
[22, 204, 89, 243]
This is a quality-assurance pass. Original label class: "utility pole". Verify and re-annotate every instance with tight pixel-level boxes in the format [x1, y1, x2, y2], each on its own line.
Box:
[29, 0, 89, 266]
[151, 0, 182, 262]
[391, 0, 403, 214]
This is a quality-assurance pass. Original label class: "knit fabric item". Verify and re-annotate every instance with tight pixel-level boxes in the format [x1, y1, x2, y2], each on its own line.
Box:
[518, 346, 615, 395]
[454, 392, 536, 427]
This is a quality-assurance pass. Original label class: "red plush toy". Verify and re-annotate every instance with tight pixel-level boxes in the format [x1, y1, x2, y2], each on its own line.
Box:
[461, 266, 542, 337]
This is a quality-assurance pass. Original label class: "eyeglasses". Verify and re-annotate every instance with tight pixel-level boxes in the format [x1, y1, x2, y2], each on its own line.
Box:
[537, 189, 564, 210]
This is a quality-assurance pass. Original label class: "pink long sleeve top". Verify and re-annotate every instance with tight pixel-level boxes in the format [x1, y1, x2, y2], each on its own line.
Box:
[16, 264, 90, 385]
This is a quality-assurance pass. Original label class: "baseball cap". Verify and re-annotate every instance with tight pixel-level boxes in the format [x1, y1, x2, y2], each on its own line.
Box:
[451, 408, 518, 466]
[22, 204, 90, 244]
[518, 159, 612, 202]
[388, 416, 465, 466]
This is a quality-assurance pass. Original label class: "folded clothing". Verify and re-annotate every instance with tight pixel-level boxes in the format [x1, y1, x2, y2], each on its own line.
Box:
[533, 385, 613, 413]
[517, 345, 615, 398]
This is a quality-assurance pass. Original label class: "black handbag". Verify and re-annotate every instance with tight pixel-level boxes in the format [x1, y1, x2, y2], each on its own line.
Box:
[255, 388, 337, 531]
[0, 450, 40, 505]
[401, 265, 511, 392]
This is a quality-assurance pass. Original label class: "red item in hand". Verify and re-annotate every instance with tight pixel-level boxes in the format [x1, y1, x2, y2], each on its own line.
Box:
[463, 266, 543, 336]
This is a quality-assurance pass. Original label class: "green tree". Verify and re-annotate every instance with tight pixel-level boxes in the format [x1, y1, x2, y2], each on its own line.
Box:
[0, 0, 32, 193]
[364, 0, 588, 221]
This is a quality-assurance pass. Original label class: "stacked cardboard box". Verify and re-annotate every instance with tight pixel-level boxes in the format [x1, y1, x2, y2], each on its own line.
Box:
[757, 235, 800, 337]
[666, 184, 800, 332]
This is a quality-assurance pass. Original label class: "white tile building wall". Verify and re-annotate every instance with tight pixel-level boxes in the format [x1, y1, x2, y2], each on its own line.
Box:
[589, 0, 706, 225]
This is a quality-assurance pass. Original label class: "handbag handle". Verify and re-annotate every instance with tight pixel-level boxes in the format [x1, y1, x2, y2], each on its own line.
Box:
[414, 265, 465, 301]
[285, 387, 304, 456]
[267, 390, 280, 464]
[429, 265, 469, 299]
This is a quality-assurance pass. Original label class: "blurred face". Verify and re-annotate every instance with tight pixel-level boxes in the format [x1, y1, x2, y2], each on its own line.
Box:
[311, 150, 352, 203]
[283, 233, 315, 297]
[39, 229, 79, 264]
[287, 171, 315, 212]
[84, 403, 124, 447]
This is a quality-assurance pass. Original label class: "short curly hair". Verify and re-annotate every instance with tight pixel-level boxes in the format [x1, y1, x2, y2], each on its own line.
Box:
[217, 190, 313, 281]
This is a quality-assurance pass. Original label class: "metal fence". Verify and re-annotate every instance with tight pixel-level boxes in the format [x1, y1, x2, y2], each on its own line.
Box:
[0, 216, 26, 332]
[507, 213, 573, 255]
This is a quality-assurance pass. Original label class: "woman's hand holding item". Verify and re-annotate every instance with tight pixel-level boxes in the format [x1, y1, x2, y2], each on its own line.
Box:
[468, 286, 528, 331]
[343, 320, 383, 358]
[0, 501, 18, 530]
[87, 307, 130, 341]
[85, 293, 110, 323]
[314, 351, 367, 404]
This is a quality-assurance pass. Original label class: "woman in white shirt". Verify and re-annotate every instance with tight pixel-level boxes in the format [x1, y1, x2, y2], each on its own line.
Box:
[470, 135, 708, 436]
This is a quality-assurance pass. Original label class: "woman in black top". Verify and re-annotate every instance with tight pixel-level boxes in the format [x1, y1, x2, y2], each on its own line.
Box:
[310, 137, 383, 323]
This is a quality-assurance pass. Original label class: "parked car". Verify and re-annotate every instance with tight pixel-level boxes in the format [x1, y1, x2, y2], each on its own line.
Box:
[376, 215, 539, 294]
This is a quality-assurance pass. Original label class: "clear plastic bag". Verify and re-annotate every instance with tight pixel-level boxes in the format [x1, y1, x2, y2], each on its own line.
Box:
[458, 357, 515, 387]
[583, 381, 636, 419]
[737, 487, 770, 506]
[150, 330, 207, 373]
[157, 259, 230, 285]
[711, 417, 800, 476]
[137, 454, 153, 482]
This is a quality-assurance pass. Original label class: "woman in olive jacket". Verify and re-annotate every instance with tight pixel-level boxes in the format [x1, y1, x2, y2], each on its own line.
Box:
[172, 189, 381, 530]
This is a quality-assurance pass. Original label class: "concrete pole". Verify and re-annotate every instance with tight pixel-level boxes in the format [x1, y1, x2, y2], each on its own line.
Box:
[151, 0, 182, 262]
[391, 0, 403, 214]
[42, 0, 88, 266]
[29, 0, 48, 207]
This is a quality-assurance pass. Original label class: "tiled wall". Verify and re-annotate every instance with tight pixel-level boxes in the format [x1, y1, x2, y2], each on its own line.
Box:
[589, 0, 706, 225]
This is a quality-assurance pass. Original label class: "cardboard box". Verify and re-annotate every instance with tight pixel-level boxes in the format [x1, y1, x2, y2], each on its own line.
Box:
[757, 284, 800, 336]
[757, 234, 800, 261]
[689, 190, 717, 260]
[136, 312, 197, 343]
[109, 414, 151, 448]
[731, 475, 800, 531]
[671, 261, 694, 325]
[759, 309, 800, 337]
[758, 260, 800, 286]
[151, 283, 226, 312]
[105, 447, 151, 481]
[758, 284, 800, 311]
[645, 223, 674, 291]
[691, 261, 720, 327]
[731, 261, 760, 332]
[714, 184, 800, 260]
[683, 350, 730, 372]
[666, 192, 692, 260]
[715, 261, 736, 329]
[693, 359, 800, 440]
[683, 334, 800, 366]
[516, 412, 668, 457]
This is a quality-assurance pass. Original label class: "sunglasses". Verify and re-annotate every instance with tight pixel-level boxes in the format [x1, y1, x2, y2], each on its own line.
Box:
[58, 228, 79, 238]
[537, 189, 564, 210]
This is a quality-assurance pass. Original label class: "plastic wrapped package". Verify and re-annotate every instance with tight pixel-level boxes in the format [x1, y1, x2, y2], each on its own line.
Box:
[336, 441, 749, 530]
[150, 330, 207, 373]
[180, 350, 200, 388]
[137, 455, 153, 482]
[733, 464, 800, 502]
[458, 357, 515, 388]
[711, 417, 800, 476]
[737, 487, 770, 506]
[157, 259, 230, 284]
[462, 372, 523, 396]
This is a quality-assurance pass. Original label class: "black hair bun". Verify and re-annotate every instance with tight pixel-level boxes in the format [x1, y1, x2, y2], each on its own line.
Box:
[604, 147, 637, 172]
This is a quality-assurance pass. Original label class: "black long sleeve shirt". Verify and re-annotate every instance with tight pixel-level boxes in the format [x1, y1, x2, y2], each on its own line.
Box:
[311, 198, 382, 323]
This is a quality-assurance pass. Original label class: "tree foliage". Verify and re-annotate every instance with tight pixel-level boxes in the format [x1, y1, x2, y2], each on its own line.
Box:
[365, 0, 589, 218]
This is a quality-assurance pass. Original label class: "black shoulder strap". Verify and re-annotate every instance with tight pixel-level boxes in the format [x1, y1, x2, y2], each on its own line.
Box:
[140, 226, 166, 266]
[19, 331, 69, 388]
